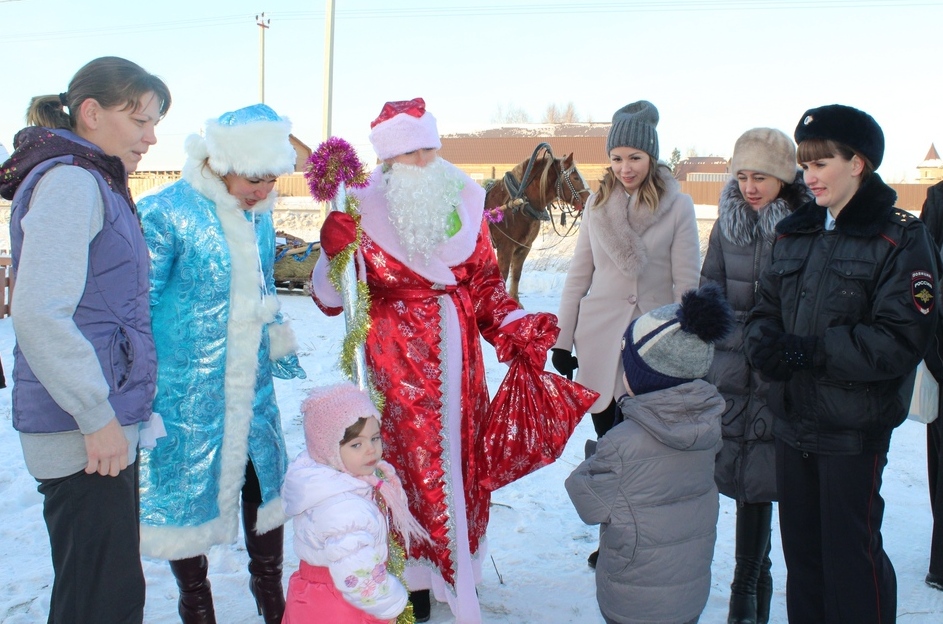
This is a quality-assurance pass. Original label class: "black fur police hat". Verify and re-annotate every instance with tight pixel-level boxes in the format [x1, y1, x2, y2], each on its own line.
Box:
[794, 104, 884, 169]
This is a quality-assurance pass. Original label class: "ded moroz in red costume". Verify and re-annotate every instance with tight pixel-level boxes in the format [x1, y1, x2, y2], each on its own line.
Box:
[309, 100, 528, 624]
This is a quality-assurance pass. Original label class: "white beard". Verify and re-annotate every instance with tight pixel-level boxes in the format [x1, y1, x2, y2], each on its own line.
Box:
[383, 158, 464, 264]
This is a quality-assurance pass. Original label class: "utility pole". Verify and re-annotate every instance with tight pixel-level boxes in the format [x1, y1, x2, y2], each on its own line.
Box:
[256, 12, 270, 103]
[322, 0, 336, 141]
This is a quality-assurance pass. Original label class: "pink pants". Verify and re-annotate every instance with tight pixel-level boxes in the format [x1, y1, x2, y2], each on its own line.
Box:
[282, 561, 391, 624]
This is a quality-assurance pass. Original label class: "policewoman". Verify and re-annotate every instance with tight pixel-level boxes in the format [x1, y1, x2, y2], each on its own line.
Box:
[744, 104, 941, 623]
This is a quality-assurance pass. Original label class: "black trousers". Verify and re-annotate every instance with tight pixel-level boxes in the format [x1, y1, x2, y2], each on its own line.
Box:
[38, 462, 145, 624]
[776, 439, 896, 623]
[929, 416, 943, 577]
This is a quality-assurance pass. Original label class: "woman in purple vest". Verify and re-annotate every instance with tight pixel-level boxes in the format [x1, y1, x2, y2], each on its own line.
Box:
[0, 57, 170, 624]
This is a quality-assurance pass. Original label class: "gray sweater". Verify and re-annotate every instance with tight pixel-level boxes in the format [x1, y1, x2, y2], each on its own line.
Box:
[12, 165, 139, 479]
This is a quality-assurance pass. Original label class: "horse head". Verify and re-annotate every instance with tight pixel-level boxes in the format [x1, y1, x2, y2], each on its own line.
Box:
[554, 153, 590, 212]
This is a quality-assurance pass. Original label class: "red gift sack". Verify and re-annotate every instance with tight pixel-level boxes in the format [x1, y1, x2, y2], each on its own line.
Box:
[479, 313, 599, 492]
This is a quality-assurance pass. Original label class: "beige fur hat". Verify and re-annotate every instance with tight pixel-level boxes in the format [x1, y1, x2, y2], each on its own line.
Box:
[730, 128, 797, 184]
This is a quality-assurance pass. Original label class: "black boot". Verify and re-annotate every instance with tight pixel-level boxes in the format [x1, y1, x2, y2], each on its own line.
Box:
[727, 502, 773, 624]
[409, 589, 431, 622]
[169, 556, 216, 624]
[243, 499, 285, 624]
[756, 568, 773, 624]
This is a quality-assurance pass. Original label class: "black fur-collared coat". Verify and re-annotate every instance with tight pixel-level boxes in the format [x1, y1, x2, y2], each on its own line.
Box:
[745, 174, 941, 454]
[700, 173, 809, 503]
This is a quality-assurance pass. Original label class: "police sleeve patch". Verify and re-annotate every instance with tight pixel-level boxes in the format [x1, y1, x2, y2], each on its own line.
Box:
[912, 270, 935, 315]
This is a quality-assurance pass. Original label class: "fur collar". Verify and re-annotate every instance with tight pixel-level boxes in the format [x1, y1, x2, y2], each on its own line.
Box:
[717, 171, 810, 246]
[776, 173, 897, 238]
[355, 163, 485, 285]
[593, 165, 680, 277]
[181, 157, 279, 325]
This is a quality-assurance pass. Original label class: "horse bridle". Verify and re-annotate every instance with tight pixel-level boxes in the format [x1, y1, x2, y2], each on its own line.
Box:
[503, 142, 589, 223]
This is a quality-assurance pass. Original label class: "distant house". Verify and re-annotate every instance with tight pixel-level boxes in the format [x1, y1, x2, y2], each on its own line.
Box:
[673, 156, 730, 182]
[288, 135, 312, 173]
[438, 123, 610, 191]
[917, 143, 942, 184]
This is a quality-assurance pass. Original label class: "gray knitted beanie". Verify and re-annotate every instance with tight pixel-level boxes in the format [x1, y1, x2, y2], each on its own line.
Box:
[607, 100, 659, 160]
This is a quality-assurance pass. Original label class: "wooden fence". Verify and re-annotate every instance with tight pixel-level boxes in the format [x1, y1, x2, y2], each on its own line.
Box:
[682, 180, 933, 213]
[128, 172, 310, 200]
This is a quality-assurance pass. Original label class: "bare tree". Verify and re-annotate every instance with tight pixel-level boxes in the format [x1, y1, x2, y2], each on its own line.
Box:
[561, 102, 578, 123]
[491, 103, 532, 124]
[543, 103, 561, 124]
[542, 102, 580, 124]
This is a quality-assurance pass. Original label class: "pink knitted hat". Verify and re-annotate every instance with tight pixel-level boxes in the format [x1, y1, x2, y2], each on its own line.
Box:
[302, 382, 382, 471]
[367, 97, 442, 161]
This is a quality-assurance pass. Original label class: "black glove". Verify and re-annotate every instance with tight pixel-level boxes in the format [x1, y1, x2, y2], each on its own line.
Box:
[551, 348, 579, 380]
[779, 333, 821, 370]
[751, 327, 792, 381]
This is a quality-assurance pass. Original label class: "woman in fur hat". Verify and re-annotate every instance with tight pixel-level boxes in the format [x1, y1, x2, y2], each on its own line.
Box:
[551, 100, 701, 568]
[137, 104, 306, 624]
[745, 105, 942, 623]
[699, 128, 810, 624]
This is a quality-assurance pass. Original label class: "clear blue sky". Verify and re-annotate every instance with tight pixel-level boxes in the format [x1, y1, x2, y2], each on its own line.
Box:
[2, 0, 941, 181]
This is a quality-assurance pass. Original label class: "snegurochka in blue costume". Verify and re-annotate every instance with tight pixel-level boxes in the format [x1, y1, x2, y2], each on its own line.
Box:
[137, 103, 306, 624]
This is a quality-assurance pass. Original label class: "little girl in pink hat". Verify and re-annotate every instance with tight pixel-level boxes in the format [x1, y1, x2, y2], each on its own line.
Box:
[282, 382, 427, 623]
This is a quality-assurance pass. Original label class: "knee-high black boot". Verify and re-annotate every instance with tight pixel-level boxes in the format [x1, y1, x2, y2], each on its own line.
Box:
[243, 499, 285, 624]
[755, 537, 773, 624]
[728, 502, 773, 624]
[169, 556, 216, 624]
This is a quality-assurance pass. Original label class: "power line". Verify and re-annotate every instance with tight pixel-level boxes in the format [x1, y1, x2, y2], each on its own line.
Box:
[1, 1, 938, 43]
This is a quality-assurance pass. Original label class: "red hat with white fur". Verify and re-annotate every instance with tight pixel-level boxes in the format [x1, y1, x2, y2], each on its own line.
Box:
[368, 97, 442, 161]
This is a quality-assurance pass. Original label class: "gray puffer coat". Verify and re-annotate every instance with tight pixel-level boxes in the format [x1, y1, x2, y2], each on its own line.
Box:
[565, 380, 724, 624]
[699, 174, 810, 503]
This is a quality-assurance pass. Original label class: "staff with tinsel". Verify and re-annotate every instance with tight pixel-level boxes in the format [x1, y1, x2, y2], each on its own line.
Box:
[303, 137, 418, 624]
[304, 138, 373, 391]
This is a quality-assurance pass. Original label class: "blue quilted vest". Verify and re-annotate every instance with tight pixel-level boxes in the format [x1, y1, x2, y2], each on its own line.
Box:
[9, 130, 156, 433]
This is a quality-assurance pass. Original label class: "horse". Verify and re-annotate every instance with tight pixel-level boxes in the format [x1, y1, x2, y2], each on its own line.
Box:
[485, 142, 590, 301]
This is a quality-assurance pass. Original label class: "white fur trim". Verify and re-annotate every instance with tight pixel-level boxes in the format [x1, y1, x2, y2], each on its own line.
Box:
[254, 497, 288, 535]
[268, 320, 297, 361]
[141, 517, 236, 560]
[203, 117, 295, 177]
[369, 112, 442, 161]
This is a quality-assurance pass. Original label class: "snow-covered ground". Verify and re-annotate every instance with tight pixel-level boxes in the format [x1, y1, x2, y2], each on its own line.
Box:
[0, 226, 942, 623]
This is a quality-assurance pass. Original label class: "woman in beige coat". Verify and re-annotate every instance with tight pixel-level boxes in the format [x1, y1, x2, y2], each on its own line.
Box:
[552, 99, 701, 447]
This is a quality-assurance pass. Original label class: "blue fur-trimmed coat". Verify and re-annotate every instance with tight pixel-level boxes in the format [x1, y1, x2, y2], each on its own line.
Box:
[137, 161, 297, 560]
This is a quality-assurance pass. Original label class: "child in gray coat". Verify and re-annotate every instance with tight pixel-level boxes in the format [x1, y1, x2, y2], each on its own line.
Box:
[565, 283, 734, 624]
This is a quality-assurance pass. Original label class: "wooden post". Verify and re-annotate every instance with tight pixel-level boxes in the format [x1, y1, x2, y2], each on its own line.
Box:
[0, 256, 13, 319]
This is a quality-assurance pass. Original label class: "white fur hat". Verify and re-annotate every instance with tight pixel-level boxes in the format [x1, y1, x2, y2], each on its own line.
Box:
[368, 97, 441, 161]
[186, 103, 296, 178]
[730, 128, 797, 184]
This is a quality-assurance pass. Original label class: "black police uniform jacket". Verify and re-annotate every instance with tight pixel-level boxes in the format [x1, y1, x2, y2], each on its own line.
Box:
[744, 173, 941, 455]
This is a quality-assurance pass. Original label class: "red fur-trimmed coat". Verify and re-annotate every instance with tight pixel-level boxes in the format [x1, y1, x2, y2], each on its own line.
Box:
[309, 164, 523, 587]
